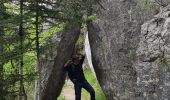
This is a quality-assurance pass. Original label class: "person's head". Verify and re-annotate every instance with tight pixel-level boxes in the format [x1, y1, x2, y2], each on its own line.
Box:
[72, 54, 81, 64]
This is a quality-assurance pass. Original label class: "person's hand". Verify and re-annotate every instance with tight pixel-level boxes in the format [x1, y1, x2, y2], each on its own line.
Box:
[64, 60, 72, 67]
[67, 60, 72, 63]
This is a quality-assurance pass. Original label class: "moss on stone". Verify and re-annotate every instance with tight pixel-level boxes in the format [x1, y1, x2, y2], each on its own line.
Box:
[168, 12, 170, 17]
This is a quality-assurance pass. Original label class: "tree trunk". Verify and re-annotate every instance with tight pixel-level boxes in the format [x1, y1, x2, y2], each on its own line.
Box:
[41, 23, 81, 100]
[34, 0, 41, 100]
[18, 0, 27, 100]
[0, 25, 5, 100]
[0, 2, 5, 99]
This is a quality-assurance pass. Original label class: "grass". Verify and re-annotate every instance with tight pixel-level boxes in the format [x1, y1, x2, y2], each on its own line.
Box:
[82, 68, 106, 100]
[58, 94, 66, 100]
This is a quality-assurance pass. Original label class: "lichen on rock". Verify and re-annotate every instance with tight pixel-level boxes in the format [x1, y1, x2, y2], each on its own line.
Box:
[88, 0, 170, 99]
[134, 5, 170, 100]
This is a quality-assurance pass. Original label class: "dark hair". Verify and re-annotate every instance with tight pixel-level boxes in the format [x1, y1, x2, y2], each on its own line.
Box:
[72, 55, 79, 61]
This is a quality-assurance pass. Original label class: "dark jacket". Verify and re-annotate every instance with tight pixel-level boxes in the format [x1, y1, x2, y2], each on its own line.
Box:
[65, 56, 86, 83]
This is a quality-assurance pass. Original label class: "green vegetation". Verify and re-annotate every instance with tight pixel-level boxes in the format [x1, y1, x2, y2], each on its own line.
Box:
[0, 0, 99, 99]
[83, 68, 106, 100]
[75, 34, 85, 53]
[58, 95, 66, 100]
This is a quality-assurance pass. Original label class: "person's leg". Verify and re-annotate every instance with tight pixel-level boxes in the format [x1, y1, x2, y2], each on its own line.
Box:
[82, 81, 95, 100]
[74, 82, 82, 100]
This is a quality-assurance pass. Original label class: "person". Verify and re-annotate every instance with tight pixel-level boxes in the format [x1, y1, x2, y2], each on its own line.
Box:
[64, 54, 95, 100]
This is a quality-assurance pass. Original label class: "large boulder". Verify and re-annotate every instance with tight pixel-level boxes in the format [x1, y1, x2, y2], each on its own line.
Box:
[134, 5, 170, 100]
[88, 0, 154, 99]
[40, 32, 61, 97]
[41, 23, 81, 100]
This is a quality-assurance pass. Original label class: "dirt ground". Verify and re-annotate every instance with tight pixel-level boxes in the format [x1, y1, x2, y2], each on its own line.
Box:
[62, 80, 87, 100]
[63, 85, 75, 100]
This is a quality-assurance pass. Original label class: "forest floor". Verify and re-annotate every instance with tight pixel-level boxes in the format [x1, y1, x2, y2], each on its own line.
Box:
[62, 80, 88, 100]
[63, 85, 75, 100]
[58, 68, 106, 100]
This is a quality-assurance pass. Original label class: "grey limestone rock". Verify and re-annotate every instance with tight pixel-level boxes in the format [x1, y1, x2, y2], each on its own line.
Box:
[134, 5, 170, 100]
[89, 2, 170, 99]
[88, 0, 155, 99]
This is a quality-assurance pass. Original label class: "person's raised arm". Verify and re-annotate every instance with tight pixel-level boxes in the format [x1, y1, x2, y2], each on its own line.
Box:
[64, 60, 72, 68]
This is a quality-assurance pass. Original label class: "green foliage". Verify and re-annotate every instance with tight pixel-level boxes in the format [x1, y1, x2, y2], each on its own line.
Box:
[39, 24, 64, 45]
[75, 34, 85, 53]
[82, 68, 106, 100]
[58, 95, 66, 100]
[82, 15, 97, 23]
[24, 82, 35, 100]
[0, 0, 99, 99]
[58, 0, 98, 22]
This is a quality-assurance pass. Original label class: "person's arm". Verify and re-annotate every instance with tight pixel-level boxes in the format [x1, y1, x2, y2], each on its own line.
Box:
[64, 60, 72, 69]
[79, 55, 85, 65]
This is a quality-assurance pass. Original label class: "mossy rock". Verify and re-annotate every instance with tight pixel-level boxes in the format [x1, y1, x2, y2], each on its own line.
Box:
[158, 56, 168, 64]
[168, 12, 170, 17]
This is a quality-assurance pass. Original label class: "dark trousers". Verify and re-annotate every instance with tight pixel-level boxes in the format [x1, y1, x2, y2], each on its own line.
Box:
[74, 80, 95, 100]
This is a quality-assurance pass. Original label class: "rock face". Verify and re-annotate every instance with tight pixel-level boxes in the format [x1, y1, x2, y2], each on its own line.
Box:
[88, 0, 154, 99]
[41, 23, 81, 100]
[88, 0, 170, 99]
[40, 33, 61, 97]
[134, 5, 170, 100]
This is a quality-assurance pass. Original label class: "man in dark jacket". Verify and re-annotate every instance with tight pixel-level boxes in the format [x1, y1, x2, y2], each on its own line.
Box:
[64, 54, 95, 100]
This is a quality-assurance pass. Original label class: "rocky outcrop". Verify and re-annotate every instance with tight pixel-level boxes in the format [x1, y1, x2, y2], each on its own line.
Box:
[150, 0, 170, 7]
[41, 23, 81, 100]
[134, 5, 170, 100]
[88, 0, 154, 99]
[88, 0, 170, 99]
[40, 33, 61, 97]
